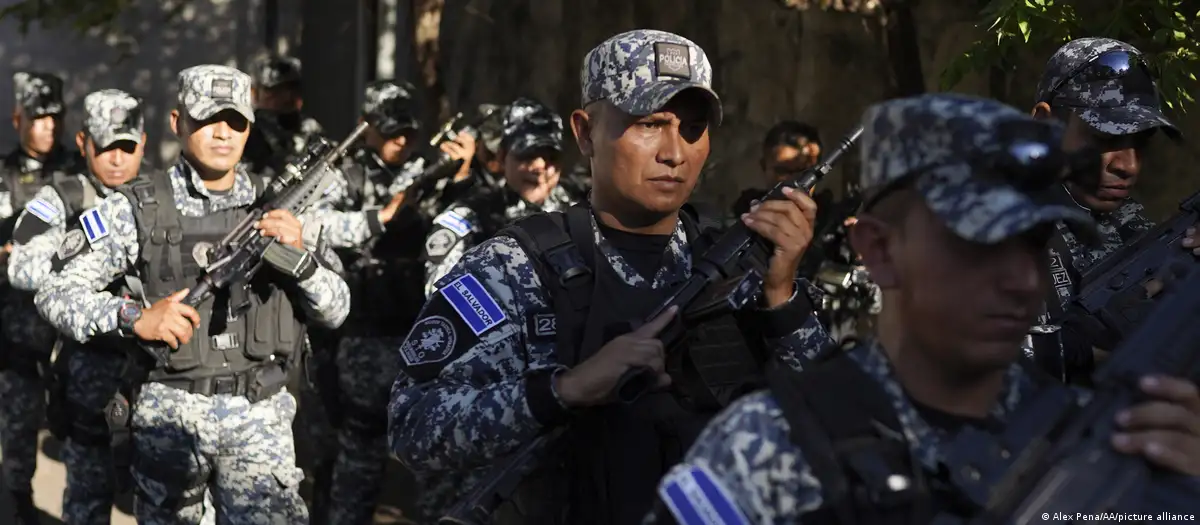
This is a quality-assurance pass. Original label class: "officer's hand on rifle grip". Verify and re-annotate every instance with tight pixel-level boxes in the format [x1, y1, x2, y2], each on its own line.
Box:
[742, 186, 818, 307]
[378, 191, 409, 225]
[1112, 375, 1200, 475]
[255, 209, 305, 250]
[555, 306, 678, 407]
[133, 289, 201, 350]
[441, 134, 476, 183]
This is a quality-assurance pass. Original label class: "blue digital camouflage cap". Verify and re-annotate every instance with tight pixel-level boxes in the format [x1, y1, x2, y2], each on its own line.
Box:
[581, 29, 722, 125]
[13, 71, 64, 117]
[178, 65, 255, 123]
[500, 97, 564, 156]
[83, 89, 143, 149]
[253, 55, 302, 89]
[860, 93, 1097, 244]
[1034, 38, 1178, 137]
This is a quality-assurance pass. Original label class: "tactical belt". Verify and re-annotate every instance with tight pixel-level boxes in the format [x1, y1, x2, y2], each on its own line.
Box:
[154, 362, 289, 403]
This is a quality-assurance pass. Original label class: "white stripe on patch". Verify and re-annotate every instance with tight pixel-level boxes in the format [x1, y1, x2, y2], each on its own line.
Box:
[659, 464, 750, 525]
[80, 208, 111, 244]
[435, 210, 472, 236]
[25, 198, 58, 223]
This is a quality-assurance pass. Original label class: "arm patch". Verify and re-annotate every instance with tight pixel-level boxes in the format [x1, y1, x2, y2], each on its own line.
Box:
[436, 210, 472, 236]
[25, 198, 58, 223]
[438, 273, 506, 335]
[80, 208, 111, 244]
[659, 464, 751, 525]
[51, 229, 92, 271]
[424, 228, 460, 260]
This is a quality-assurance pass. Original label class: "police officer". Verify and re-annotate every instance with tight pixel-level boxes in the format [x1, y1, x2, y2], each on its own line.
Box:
[7, 88, 145, 525]
[1026, 38, 1192, 381]
[244, 54, 326, 178]
[648, 94, 1200, 524]
[731, 120, 822, 217]
[0, 70, 82, 523]
[34, 64, 351, 524]
[390, 29, 832, 523]
[422, 97, 575, 295]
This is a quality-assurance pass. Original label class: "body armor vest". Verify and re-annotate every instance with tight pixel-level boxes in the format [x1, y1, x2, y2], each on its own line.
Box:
[497, 204, 761, 525]
[115, 174, 304, 382]
[340, 159, 429, 336]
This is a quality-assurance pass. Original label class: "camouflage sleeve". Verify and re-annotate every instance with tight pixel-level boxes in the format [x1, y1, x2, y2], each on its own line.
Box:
[308, 206, 381, 249]
[33, 193, 140, 343]
[423, 205, 480, 298]
[750, 279, 834, 372]
[292, 251, 351, 329]
[0, 189, 13, 219]
[389, 235, 563, 473]
[7, 186, 68, 290]
[647, 392, 823, 524]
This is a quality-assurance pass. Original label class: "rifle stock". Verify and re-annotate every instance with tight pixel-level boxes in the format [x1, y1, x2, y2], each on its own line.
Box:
[935, 255, 1200, 523]
[612, 125, 864, 403]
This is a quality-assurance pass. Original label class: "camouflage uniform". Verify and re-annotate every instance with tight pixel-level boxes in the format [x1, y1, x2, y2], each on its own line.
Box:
[244, 55, 326, 179]
[646, 94, 1198, 524]
[390, 30, 830, 522]
[422, 98, 576, 296]
[33, 65, 351, 525]
[321, 79, 429, 525]
[6, 89, 138, 525]
[0, 70, 83, 521]
[1028, 38, 1180, 372]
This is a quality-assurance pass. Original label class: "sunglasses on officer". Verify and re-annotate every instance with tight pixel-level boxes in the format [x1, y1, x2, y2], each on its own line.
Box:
[1044, 50, 1159, 105]
[861, 120, 1101, 213]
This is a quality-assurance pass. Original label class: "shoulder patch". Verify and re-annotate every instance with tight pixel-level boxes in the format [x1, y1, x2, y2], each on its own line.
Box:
[399, 315, 458, 366]
[438, 273, 506, 335]
[57, 229, 87, 260]
[436, 210, 472, 236]
[25, 198, 58, 223]
[659, 464, 751, 525]
[79, 208, 110, 244]
[425, 228, 458, 258]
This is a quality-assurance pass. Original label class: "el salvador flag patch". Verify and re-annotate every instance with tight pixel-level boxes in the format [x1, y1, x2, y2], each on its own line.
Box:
[25, 198, 58, 223]
[439, 274, 506, 335]
[436, 210, 472, 236]
[659, 464, 750, 525]
[80, 208, 111, 244]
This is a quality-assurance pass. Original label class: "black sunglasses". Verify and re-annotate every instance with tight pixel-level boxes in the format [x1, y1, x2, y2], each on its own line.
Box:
[1046, 50, 1158, 103]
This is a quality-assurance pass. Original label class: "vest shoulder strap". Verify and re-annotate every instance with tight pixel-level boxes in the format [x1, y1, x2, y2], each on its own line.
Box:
[768, 352, 931, 525]
[50, 173, 87, 218]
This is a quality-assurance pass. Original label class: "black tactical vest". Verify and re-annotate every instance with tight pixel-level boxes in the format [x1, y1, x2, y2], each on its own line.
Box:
[115, 174, 304, 382]
[499, 204, 762, 525]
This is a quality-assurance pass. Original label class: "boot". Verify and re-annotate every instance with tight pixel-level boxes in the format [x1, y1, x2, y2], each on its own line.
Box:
[10, 490, 39, 525]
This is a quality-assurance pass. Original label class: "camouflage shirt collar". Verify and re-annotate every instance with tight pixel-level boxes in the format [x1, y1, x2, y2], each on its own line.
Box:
[589, 211, 691, 289]
[171, 158, 257, 211]
[846, 338, 1035, 469]
[500, 183, 572, 221]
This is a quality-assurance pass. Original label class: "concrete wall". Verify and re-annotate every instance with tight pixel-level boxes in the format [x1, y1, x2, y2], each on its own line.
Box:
[0, 0, 301, 168]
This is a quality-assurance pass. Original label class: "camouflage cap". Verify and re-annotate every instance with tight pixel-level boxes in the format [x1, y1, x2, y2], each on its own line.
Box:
[1034, 38, 1177, 137]
[860, 93, 1096, 244]
[83, 89, 144, 149]
[177, 65, 255, 123]
[581, 29, 722, 126]
[500, 98, 564, 156]
[13, 71, 64, 117]
[362, 79, 419, 134]
[253, 55, 302, 89]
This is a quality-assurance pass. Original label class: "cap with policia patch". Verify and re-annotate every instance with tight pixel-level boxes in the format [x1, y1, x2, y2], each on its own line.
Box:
[859, 93, 1098, 245]
[581, 29, 722, 126]
[362, 79, 420, 137]
[178, 65, 255, 123]
[500, 97, 563, 156]
[13, 71, 64, 117]
[253, 55, 302, 89]
[1035, 37, 1179, 138]
[84, 89, 144, 149]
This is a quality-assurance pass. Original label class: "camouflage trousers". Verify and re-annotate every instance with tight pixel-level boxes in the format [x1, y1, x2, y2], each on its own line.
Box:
[58, 346, 125, 525]
[131, 381, 307, 525]
[296, 333, 338, 524]
[0, 368, 45, 493]
[328, 336, 404, 525]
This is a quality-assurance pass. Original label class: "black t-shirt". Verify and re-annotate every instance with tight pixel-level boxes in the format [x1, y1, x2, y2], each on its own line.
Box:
[596, 221, 672, 280]
[910, 398, 1001, 434]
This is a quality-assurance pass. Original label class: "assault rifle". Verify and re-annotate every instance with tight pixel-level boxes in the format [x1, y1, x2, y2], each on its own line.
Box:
[437, 125, 864, 525]
[141, 122, 368, 364]
[1063, 189, 1200, 348]
[612, 125, 865, 403]
[394, 104, 505, 197]
[935, 245, 1200, 523]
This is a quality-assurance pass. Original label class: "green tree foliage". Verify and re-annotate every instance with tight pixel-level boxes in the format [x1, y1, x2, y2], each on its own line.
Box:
[943, 0, 1200, 111]
[0, 0, 188, 35]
